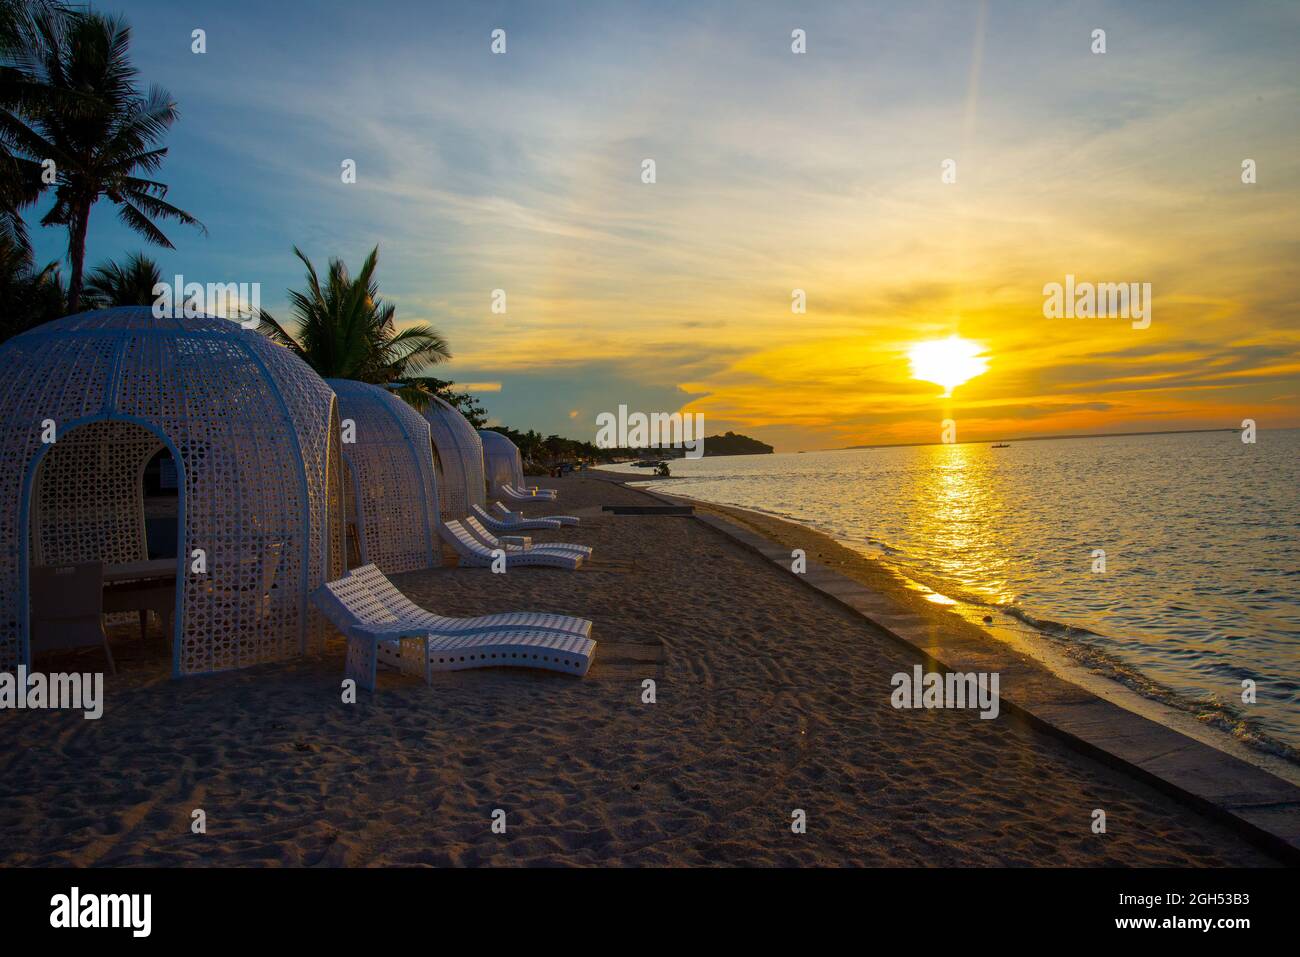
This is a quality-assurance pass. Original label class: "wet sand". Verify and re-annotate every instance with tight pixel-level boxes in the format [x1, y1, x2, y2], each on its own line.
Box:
[0, 475, 1279, 866]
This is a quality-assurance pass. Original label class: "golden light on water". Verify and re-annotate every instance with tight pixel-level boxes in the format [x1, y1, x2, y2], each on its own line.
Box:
[908, 335, 989, 397]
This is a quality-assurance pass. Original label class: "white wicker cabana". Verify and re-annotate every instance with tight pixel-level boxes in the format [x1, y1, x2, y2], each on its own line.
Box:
[419, 395, 485, 522]
[0, 307, 345, 676]
[479, 429, 526, 497]
[328, 379, 440, 574]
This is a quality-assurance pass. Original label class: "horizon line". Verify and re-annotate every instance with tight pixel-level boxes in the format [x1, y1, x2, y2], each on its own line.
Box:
[812, 425, 1288, 454]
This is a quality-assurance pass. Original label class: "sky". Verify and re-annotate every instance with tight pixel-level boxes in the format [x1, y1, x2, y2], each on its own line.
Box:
[28, 0, 1300, 451]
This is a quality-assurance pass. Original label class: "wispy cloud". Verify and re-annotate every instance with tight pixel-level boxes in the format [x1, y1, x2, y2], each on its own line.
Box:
[36, 0, 1298, 449]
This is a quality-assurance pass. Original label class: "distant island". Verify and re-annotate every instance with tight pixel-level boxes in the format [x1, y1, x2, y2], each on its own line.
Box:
[700, 431, 774, 456]
[629, 431, 773, 459]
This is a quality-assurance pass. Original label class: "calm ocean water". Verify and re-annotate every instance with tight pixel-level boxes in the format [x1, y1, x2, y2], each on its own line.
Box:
[628, 429, 1300, 758]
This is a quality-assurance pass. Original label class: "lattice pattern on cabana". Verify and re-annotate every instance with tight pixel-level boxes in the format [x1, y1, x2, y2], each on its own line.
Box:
[328, 379, 440, 575]
[479, 429, 525, 497]
[420, 395, 485, 521]
[0, 307, 344, 676]
[32, 420, 162, 566]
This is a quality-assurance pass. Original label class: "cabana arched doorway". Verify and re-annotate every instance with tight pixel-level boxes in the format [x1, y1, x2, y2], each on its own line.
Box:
[24, 418, 182, 668]
[0, 307, 345, 678]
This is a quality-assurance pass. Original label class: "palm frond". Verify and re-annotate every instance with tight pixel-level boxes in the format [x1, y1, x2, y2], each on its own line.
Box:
[255, 245, 453, 384]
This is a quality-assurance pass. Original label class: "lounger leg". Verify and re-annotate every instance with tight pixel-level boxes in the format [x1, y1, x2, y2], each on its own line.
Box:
[138, 610, 148, 641]
[345, 636, 378, 692]
[100, 621, 116, 675]
[397, 635, 429, 683]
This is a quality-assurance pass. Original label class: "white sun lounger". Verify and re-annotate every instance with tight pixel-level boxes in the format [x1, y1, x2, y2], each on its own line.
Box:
[464, 515, 593, 560]
[513, 480, 554, 496]
[390, 630, 594, 678]
[440, 519, 584, 569]
[345, 563, 590, 637]
[312, 570, 595, 689]
[470, 502, 561, 531]
[490, 501, 579, 527]
[502, 483, 558, 502]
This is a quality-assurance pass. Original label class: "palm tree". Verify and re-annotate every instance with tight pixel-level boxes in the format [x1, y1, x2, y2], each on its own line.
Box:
[0, 0, 62, 257]
[258, 245, 452, 400]
[5, 10, 202, 312]
[0, 232, 64, 342]
[81, 250, 159, 307]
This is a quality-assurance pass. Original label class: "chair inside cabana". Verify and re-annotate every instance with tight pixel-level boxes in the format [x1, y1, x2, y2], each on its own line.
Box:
[27, 419, 181, 670]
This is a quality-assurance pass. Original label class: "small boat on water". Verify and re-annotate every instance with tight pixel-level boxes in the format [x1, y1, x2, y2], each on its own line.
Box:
[991, 443, 1010, 448]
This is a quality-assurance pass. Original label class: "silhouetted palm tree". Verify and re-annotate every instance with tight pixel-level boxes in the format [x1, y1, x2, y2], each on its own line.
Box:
[0, 0, 63, 258]
[0, 233, 64, 341]
[258, 246, 451, 401]
[82, 250, 159, 307]
[5, 9, 202, 311]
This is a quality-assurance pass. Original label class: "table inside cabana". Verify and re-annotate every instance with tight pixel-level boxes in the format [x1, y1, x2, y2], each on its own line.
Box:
[103, 559, 177, 641]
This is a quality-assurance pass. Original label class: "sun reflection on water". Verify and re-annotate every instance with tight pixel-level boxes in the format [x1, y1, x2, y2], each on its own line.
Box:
[902, 443, 1019, 606]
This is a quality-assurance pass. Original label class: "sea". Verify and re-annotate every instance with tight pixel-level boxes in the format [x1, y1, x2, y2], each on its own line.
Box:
[623, 429, 1300, 761]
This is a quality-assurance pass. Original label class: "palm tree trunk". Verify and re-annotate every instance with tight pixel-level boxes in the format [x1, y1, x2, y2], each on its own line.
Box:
[66, 201, 91, 314]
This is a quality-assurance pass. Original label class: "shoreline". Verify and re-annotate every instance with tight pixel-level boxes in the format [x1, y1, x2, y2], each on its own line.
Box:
[608, 474, 1299, 860]
[620, 471, 1300, 780]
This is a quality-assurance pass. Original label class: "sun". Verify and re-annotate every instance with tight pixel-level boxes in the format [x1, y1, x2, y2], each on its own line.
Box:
[908, 335, 989, 397]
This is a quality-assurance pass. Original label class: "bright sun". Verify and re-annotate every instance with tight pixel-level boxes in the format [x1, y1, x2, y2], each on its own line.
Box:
[908, 335, 989, 397]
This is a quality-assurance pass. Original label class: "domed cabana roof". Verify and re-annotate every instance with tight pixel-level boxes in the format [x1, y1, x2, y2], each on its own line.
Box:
[0, 307, 345, 676]
[327, 379, 440, 574]
[479, 429, 525, 497]
[418, 395, 485, 522]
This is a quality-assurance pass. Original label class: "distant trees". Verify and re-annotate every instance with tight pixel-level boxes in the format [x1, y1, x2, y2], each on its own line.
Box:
[401, 376, 488, 427]
[483, 424, 621, 470]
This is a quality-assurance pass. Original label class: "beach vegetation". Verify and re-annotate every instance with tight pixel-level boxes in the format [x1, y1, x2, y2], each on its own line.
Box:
[256, 245, 451, 404]
[4, 7, 203, 312]
[401, 376, 489, 425]
[0, 233, 64, 340]
[0, 0, 62, 259]
[81, 250, 158, 307]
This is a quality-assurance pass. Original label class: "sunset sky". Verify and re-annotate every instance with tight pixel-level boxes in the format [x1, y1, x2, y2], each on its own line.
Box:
[31, 0, 1299, 451]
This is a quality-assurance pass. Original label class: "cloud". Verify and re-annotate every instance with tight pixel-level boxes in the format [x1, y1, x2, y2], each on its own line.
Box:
[46, 0, 1300, 451]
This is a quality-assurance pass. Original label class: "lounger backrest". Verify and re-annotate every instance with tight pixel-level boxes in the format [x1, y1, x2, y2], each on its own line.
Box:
[346, 563, 430, 620]
[442, 520, 494, 558]
[314, 574, 404, 632]
[464, 516, 501, 548]
[346, 563, 398, 600]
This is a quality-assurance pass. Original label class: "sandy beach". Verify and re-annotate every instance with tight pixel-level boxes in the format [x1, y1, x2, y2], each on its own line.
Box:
[0, 474, 1280, 867]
